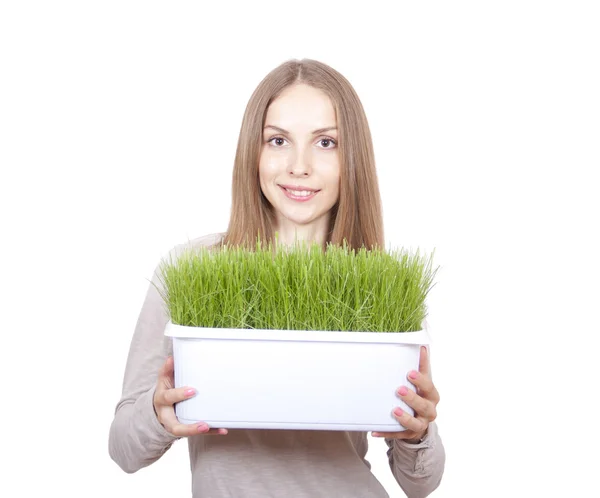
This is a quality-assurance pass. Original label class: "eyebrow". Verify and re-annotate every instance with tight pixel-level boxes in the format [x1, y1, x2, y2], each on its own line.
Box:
[264, 125, 337, 135]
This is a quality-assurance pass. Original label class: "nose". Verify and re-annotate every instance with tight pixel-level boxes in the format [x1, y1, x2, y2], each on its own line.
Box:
[287, 147, 311, 176]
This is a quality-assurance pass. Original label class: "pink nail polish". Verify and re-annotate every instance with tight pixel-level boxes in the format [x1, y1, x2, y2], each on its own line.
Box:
[394, 408, 404, 417]
[198, 424, 208, 432]
[398, 386, 408, 396]
[185, 388, 196, 396]
[409, 370, 418, 379]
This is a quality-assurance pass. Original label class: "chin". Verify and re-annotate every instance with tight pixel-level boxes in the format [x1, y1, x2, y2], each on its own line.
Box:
[282, 216, 316, 227]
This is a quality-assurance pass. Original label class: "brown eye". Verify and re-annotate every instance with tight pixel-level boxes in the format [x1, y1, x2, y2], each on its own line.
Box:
[268, 137, 287, 146]
[319, 138, 336, 148]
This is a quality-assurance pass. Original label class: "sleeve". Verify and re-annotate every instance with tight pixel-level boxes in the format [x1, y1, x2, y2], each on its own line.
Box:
[108, 258, 180, 473]
[383, 319, 445, 497]
[384, 421, 445, 498]
[347, 431, 372, 470]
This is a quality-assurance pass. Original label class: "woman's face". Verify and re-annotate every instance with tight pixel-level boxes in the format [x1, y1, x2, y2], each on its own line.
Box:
[259, 83, 340, 238]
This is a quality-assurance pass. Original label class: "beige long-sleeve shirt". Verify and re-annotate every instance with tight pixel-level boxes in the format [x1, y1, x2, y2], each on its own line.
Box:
[108, 232, 445, 497]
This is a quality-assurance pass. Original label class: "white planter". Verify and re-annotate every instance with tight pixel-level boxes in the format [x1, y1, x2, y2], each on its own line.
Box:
[165, 321, 430, 432]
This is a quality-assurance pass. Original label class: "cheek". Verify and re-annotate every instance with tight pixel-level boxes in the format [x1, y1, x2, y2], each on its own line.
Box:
[331, 164, 341, 201]
[332, 180, 341, 201]
[259, 153, 283, 179]
[258, 152, 274, 181]
[324, 158, 341, 191]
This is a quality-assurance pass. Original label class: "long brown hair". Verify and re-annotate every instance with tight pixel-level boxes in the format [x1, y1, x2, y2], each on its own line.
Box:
[219, 58, 384, 251]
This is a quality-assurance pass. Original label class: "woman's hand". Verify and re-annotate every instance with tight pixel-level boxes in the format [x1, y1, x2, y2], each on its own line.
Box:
[372, 346, 439, 442]
[153, 356, 229, 437]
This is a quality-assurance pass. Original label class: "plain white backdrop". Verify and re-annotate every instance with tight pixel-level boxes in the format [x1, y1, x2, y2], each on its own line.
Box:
[1, 1, 599, 497]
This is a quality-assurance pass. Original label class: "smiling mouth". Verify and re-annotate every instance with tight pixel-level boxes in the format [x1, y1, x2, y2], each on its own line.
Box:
[278, 185, 320, 200]
[280, 186, 319, 196]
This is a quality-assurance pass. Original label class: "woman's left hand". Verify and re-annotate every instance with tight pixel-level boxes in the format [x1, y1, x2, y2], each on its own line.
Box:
[372, 346, 440, 443]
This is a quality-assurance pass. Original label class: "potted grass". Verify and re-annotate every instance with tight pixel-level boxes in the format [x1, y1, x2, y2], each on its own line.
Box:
[156, 238, 437, 433]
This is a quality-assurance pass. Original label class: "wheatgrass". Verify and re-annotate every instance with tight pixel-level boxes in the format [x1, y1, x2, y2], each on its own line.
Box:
[156, 239, 437, 332]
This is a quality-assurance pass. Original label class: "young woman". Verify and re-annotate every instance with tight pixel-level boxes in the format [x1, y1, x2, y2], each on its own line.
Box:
[109, 59, 445, 497]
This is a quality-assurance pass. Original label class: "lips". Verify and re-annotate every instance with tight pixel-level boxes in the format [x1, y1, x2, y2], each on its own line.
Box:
[278, 185, 319, 202]
[278, 184, 321, 193]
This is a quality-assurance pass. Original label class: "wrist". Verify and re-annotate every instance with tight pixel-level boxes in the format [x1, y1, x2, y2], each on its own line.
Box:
[405, 427, 428, 444]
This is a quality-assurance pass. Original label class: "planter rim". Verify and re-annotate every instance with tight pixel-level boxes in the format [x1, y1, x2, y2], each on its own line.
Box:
[165, 320, 430, 344]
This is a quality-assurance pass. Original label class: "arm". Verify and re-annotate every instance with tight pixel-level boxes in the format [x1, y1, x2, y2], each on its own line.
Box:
[349, 427, 445, 498]
[384, 421, 445, 498]
[382, 321, 446, 497]
[108, 260, 179, 473]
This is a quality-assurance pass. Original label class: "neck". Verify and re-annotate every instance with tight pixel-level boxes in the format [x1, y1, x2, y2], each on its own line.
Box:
[273, 217, 330, 250]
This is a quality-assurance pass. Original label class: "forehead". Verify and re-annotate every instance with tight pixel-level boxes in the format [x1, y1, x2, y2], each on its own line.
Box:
[265, 84, 337, 130]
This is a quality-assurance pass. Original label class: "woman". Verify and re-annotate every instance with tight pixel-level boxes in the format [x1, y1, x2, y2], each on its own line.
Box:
[109, 58, 445, 497]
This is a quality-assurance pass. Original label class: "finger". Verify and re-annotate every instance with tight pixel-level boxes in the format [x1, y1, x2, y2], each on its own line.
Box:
[161, 386, 197, 406]
[157, 356, 175, 390]
[406, 370, 440, 404]
[371, 430, 420, 439]
[178, 423, 229, 436]
[418, 346, 430, 377]
[159, 355, 173, 377]
[159, 406, 229, 437]
[391, 407, 428, 434]
[171, 421, 229, 437]
[396, 386, 437, 420]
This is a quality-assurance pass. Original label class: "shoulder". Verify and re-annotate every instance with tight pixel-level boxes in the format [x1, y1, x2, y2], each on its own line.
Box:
[174, 232, 227, 252]
[159, 232, 227, 267]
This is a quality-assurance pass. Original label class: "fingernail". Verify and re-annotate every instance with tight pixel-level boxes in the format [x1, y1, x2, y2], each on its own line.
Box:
[394, 408, 404, 417]
[185, 388, 196, 396]
[398, 386, 409, 396]
[409, 371, 418, 379]
[372, 432, 381, 437]
[198, 424, 208, 432]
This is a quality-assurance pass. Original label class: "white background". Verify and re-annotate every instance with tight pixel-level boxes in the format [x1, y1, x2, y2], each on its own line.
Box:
[1, 1, 599, 497]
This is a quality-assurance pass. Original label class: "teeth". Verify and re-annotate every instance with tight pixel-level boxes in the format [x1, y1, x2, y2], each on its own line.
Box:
[285, 189, 314, 197]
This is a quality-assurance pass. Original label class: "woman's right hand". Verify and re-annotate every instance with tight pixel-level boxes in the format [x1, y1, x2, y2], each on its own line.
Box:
[153, 356, 229, 437]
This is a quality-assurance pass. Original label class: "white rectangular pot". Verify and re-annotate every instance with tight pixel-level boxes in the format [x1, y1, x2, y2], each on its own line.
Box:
[165, 321, 430, 432]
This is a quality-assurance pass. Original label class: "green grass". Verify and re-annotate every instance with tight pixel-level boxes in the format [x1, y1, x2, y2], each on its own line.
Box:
[155, 238, 437, 332]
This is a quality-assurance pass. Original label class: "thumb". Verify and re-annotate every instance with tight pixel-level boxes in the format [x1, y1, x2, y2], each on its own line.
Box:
[159, 356, 174, 385]
[418, 346, 430, 376]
